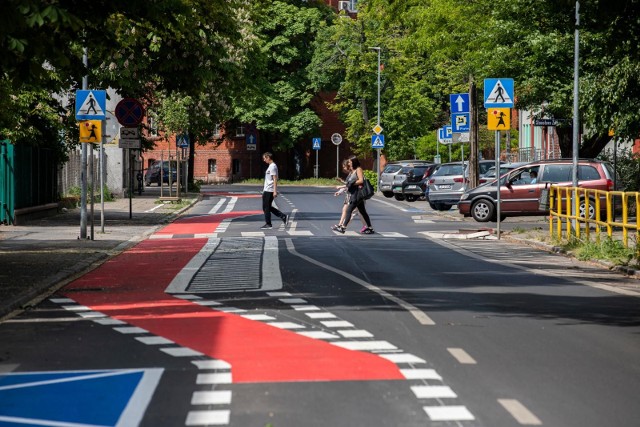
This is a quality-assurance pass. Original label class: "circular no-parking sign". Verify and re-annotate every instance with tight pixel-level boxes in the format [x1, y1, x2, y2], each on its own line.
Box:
[115, 98, 145, 126]
[331, 133, 342, 145]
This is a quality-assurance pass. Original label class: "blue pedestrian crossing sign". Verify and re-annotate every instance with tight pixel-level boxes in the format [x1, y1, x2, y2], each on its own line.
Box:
[177, 133, 190, 148]
[372, 134, 385, 149]
[312, 137, 321, 150]
[484, 78, 514, 108]
[75, 90, 107, 120]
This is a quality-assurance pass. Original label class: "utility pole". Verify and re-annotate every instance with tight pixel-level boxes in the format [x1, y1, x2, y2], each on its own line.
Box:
[469, 78, 479, 189]
[572, 1, 580, 227]
[369, 46, 382, 192]
[80, 48, 88, 239]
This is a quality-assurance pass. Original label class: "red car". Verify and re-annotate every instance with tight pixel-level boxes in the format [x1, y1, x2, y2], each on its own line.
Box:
[458, 159, 615, 222]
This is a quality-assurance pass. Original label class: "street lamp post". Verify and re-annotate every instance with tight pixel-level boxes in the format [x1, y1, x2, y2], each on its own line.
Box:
[369, 46, 381, 192]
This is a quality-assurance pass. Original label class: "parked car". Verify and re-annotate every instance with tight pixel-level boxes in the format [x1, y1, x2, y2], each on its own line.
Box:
[391, 163, 438, 202]
[144, 160, 178, 186]
[379, 160, 431, 198]
[458, 158, 615, 222]
[427, 160, 495, 210]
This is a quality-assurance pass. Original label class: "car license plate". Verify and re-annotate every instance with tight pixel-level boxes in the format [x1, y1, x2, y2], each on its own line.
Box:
[438, 184, 452, 190]
[393, 187, 402, 192]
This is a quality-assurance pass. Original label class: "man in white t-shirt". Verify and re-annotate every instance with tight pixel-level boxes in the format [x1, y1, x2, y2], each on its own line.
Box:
[261, 152, 288, 229]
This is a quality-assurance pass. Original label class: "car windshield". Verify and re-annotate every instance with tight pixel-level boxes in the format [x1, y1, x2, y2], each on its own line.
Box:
[383, 165, 403, 174]
[433, 164, 464, 176]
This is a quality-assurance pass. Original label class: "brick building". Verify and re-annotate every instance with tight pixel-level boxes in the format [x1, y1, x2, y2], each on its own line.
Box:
[140, 0, 363, 183]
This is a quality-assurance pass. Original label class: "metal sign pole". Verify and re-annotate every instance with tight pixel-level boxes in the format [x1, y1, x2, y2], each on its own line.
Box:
[495, 130, 501, 239]
[315, 150, 319, 179]
[100, 121, 105, 233]
[336, 145, 339, 178]
[89, 144, 94, 240]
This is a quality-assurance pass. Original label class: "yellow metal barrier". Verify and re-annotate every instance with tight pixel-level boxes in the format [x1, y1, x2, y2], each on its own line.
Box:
[548, 186, 640, 250]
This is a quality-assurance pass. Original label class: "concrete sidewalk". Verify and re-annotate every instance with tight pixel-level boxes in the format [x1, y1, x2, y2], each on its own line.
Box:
[0, 186, 198, 319]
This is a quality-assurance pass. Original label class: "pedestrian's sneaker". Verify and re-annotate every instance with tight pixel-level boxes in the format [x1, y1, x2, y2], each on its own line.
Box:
[361, 227, 375, 234]
[260, 224, 272, 230]
[282, 214, 288, 225]
[332, 225, 346, 234]
[360, 225, 368, 233]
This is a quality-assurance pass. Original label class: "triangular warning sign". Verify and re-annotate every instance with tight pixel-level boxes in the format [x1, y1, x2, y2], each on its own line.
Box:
[486, 80, 513, 105]
[78, 91, 105, 116]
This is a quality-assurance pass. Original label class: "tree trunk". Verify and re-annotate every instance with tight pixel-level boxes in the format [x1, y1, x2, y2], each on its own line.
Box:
[556, 127, 610, 158]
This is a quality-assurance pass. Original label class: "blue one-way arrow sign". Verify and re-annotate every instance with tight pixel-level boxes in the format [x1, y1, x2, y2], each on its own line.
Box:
[450, 93, 470, 114]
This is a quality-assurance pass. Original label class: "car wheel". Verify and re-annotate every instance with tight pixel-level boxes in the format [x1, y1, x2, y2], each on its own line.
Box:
[579, 198, 596, 219]
[405, 195, 416, 202]
[471, 199, 494, 222]
[436, 204, 451, 211]
[382, 191, 394, 198]
[429, 202, 438, 210]
[394, 194, 405, 201]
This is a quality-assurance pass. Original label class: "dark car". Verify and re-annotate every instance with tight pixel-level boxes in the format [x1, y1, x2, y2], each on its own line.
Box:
[144, 161, 178, 186]
[379, 160, 431, 198]
[458, 158, 615, 222]
[391, 164, 438, 202]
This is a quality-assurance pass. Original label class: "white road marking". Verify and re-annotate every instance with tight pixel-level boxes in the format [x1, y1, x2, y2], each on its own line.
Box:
[174, 294, 202, 300]
[377, 231, 408, 237]
[332, 340, 398, 351]
[279, 298, 307, 304]
[266, 322, 306, 329]
[113, 326, 148, 334]
[216, 307, 247, 314]
[145, 203, 165, 213]
[423, 405, 475, 421]
[135, 336, 174, 345]
[241, 231, 265, 237]
[191, 390, 232, 405]
[411, 385, 457, 399]
[305, 312, 337, 319]
[400, 369, 442, 380]
[498, 399, 542, 425]
[186, 410, 230, 426]
[267, 292, 291, 297]
[194, 300, 223, 306]
[192, 360, 231, 370]
[160, 347, 204, 357]
[208, 199, 226, 214]
[49, 298, 75, 304]
[337, 329, 373, 338]
[241, 314, 276, 321]
[285, 238, 435, 325]
[61, 305, 91, 311]
[297, 331, 339, 339]
[291, 305, 321, 311]
[93, 318, 126, 325]
[77, 311, 107, 318]
[321, 320, 354, 328]
[197, 373, 233, 384]
[447, 347, 477, 364]
[380, 353, 426, 364]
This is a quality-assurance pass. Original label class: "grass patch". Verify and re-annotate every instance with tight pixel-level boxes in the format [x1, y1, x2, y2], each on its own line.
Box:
[564, 237, 636, 266]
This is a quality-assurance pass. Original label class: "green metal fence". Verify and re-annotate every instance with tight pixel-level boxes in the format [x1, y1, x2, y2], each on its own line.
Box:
[0, 141, 58, 224]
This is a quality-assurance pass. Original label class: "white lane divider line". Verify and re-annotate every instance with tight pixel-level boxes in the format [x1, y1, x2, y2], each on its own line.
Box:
[241, 314, 276, 321]
[447, 347, 477, 364]
[267, 292, 292, 297]
[145, 203, 166, 213]
[423, 405, 475, 421]
[208, 199, 226, 214]
[305, 312, 337, 319]
[160, 347, 204, 357]
[380, 353, 427, 364]
[135, 336, 174, 345]
[285, 238, 435, 325]
[297, 331, 339, 340]
[279, 298, 307, 304]
[332, 340, 398, 351]
[498, 399, 542, 425]
[291, 305, 321, 311]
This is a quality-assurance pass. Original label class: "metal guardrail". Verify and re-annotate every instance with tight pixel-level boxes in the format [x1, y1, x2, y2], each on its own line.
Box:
[548, 186, 639, 251]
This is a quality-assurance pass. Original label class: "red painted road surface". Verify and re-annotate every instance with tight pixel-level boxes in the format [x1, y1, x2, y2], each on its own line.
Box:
[63, 214, 404, 383]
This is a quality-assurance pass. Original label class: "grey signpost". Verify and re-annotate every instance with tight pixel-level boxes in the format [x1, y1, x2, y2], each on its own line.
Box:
[331, 133, 342, 177]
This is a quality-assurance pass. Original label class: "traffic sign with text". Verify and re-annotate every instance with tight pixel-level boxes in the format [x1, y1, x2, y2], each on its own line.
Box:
[451, 112, 470, 132]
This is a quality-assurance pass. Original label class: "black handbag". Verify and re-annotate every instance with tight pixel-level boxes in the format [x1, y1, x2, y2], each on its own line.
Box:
[359, 178, 374, 200]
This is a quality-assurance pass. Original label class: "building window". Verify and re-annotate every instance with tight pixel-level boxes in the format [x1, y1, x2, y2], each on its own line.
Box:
[213, 124, 221, 138]
[232, 159, 240, 175]
[148, 117, 158, 136]
[235, 126, 245, 137]
[208, 159, 217, 173]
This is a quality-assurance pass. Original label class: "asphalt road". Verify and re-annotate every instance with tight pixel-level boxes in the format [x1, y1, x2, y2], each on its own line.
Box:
[1, 184, 638, 427]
